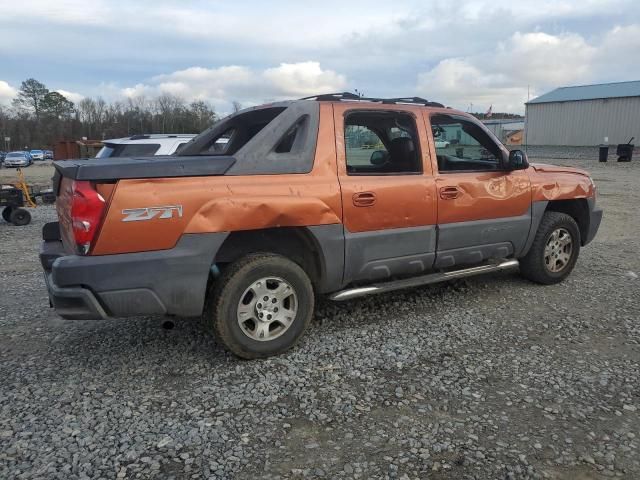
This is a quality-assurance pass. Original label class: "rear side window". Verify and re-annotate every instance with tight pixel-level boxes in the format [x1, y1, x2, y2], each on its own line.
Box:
[197, 107, 287, 156]
[96, 143, 160, 158]
[210, 129, 235, 154]
[274, 115, 309, 154]
[344, 111, 422, 175]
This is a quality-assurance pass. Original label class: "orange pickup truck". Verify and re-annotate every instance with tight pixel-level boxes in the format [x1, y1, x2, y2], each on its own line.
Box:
[40, 93, 602, 358]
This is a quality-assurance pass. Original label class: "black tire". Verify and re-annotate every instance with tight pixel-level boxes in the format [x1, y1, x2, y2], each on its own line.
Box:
[10, 208, 31, 226]
[205, 253, 314, 359]
[520, 211, 580, 284]
[2, 207, 12, 222]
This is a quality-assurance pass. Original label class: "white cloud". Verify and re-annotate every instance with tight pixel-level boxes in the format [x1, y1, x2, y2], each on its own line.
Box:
[597, 24, 640, 76]
[0, 81, 17, 105]
[262, 62, 347, 96]
[122, 62, 347, 111]
[2, 1, 640, 115]
[416, 29, 618, 113]
[495, 32, 596, 85]
[56, 89, 84, 103]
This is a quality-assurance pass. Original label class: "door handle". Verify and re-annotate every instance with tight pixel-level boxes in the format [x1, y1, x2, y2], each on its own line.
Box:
[439, 186, 461, 200]
[352, 191, 377, 207]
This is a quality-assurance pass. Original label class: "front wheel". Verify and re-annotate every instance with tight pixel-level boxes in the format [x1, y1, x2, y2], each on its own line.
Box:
[205, 253, 314, 359]
[520, 211, 580, 284]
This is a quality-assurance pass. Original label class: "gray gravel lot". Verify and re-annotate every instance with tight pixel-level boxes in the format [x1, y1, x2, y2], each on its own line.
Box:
[1, 158, 639, 479]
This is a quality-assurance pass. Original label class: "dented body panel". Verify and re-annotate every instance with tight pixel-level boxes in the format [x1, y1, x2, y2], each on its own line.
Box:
[529, 163, 595, 202]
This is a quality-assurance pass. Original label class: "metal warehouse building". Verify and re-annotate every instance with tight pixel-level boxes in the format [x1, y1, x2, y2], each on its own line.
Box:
[525, 80, 640, 146]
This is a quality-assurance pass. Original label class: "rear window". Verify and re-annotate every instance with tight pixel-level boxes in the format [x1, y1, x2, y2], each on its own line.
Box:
[95, 143, 161, 158]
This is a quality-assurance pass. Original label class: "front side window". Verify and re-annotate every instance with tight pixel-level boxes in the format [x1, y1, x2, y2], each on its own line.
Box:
[431, 114, 503, 172]
[344, 111, 422, 175]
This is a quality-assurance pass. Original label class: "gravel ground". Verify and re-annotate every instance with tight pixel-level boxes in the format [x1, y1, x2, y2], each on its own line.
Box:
[1, 158, 638, 479]
[0, 161, 55, 187]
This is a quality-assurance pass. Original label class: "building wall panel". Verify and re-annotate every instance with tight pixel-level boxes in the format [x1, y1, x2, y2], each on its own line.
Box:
[525, 97, 640, 146]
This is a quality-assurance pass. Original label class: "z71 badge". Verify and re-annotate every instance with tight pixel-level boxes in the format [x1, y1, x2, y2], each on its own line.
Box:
[121, 205, 183, 222]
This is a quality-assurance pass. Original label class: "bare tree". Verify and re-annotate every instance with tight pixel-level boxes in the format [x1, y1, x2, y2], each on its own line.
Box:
[156, 93, 185, 133]
[2, 78, 224, 149]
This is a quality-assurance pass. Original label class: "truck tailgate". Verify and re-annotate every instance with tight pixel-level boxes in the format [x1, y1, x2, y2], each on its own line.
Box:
[53, 155, 236, 181]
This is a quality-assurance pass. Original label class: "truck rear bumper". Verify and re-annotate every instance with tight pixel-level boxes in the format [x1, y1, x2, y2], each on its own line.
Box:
[40, 228, 228, 320]
[43, 272, 109, 320]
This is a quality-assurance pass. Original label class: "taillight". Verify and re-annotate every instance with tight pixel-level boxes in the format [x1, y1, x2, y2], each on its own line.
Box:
[70, 180, 106, 254]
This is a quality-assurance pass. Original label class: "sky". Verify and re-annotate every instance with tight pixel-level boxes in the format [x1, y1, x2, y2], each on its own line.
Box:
[0, 0, 639, 114]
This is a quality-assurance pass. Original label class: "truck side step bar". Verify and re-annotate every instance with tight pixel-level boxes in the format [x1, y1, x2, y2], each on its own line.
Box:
[329, 259, 520, 301]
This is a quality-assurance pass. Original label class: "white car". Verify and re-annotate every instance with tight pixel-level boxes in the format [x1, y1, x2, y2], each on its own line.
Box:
[3, 151, 32, 167]
[95, 134, 196, 158]
[30, 149, 45, 161]
[435, 140, 450, 148]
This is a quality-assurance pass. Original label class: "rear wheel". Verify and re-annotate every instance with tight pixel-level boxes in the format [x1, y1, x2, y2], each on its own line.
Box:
[205, 253, 314, 359]
[2, 207, 12, 222]
[520, 211, 580, 284]
[10, 208, 31, 226]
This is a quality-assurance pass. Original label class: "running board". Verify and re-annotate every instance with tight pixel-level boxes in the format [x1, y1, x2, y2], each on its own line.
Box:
[329, 259, 519, 302]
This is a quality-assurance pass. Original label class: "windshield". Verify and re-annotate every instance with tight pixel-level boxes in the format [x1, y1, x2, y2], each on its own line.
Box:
[31, 150, 42, 153]
[6, 153, 25, 158]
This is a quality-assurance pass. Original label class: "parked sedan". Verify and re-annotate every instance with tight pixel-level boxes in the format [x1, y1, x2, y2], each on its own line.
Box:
[3, 151, 32, 167]
[30, 149, 45, 161]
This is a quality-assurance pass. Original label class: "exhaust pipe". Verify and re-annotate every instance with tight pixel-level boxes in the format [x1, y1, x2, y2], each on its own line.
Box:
[329, 259, 519, 302]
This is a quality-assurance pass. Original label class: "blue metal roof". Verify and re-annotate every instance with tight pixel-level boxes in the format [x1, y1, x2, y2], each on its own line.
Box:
[527, 80, 640, 104]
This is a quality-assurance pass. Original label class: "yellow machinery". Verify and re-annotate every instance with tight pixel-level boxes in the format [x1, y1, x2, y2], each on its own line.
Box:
[1, 167, 47, 226]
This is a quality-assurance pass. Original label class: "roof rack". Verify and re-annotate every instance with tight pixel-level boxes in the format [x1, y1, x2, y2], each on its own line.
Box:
[300, 92, 444, 108]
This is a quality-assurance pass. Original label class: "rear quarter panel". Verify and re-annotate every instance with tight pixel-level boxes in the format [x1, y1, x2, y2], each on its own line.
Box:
[91, 103, 341, 255]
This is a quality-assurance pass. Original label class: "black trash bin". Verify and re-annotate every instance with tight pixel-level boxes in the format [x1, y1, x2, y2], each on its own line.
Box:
[617, 137, 634, 162]
[599, 145, 609, 162]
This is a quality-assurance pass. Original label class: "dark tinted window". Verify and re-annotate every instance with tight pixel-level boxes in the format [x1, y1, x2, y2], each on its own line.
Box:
[431, 114, 503, 172]
[344, 111, 422, 175]
[96, 143, 160, 158]
[275, 115, 309, 154]
[196, 107, 287, 156]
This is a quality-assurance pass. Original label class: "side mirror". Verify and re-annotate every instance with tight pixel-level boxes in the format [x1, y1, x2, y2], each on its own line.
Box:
[507, 149, 528, 170]
[370, 150, 388, 166]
